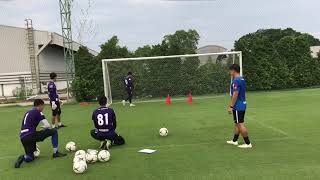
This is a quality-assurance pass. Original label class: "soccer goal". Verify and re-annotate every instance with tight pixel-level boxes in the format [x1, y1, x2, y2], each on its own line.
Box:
[102, 51, 242, 104]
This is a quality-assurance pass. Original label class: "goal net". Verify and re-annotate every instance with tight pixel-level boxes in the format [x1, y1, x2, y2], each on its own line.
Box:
[102, 52, 242, 104]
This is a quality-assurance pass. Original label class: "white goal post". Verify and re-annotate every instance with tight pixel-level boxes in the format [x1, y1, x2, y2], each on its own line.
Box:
[102, 51, 242, 105]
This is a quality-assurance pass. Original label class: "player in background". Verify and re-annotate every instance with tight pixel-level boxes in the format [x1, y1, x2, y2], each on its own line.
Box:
[91, 96, 125, 150]
[15, 99, 66, 168]
[227, 64, 252, 148]
[48, 72, 66, 128]
[122, 72, 135, 107]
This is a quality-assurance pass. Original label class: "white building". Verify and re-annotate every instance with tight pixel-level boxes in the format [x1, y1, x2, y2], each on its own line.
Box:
[196, 45, 228, 64]
[0, 24, 97, 97]
[310, 46, 320, 58]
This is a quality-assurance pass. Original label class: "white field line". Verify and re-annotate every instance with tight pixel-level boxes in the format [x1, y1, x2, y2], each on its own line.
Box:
[248, 116, 288, 136]
[0, 137, 290, 160]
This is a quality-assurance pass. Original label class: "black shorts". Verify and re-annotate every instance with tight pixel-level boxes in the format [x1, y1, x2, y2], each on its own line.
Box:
[90, 129, 125, 145]
[51, 101, 61, 116]
[21, 129, 57, 156]
[233, 110, 246, 124]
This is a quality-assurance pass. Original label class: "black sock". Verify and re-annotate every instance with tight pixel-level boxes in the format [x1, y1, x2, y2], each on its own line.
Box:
[243, 136, 251, 145]
[233, 134, 239, 142]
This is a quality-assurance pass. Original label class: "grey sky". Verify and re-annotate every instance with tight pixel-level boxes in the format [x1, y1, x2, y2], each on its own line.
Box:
[0, 0, 319, 52]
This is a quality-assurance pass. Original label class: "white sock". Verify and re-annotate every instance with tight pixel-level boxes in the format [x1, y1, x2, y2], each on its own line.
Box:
[53, 148, 58, 153]
[58, 122, 62, 126]
[52, 124, 56, 128]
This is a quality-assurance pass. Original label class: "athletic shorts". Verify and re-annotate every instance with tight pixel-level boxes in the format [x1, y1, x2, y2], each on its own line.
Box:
[20, 129, 57, 156]
[90, 129, 125, 145]
[90, 129, 117, 141]
[233, 110, 246, 124]
[51, 101, 61, 116]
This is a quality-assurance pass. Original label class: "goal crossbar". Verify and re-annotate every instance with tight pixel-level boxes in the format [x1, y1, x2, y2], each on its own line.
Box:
[102, 51, 242, 62]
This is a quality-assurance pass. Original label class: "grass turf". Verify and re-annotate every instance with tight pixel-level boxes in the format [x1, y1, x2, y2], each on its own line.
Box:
[0, 88, 319, 180]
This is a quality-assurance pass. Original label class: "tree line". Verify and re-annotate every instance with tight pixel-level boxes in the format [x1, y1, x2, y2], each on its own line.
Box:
[72, 28, 320, 102]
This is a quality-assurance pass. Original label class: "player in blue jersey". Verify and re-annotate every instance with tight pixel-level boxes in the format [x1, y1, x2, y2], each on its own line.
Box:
[48, 72, 66, 128]
[227, 64, 252, 148]
[122, 72, 135, 107]
[91, 96, 125, 150]
[15, 99, 66, 168]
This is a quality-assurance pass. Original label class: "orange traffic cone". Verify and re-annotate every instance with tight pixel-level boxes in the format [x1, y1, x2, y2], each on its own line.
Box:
[188, 92, 193, 105]
[166, 94, 171, 105]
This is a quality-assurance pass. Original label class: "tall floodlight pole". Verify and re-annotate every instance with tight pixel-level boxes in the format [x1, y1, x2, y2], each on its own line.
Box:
[59, 0, 74, 101]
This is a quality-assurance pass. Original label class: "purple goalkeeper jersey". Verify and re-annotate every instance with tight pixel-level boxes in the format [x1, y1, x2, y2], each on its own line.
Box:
[92, 107, 117, 135]
[48, 81, 59, 102]
[20, 108, 46, 139]
[124, 76, 134, 89]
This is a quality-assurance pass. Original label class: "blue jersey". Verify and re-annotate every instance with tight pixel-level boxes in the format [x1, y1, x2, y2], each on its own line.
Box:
[48, 81, 59, 102]
[124, 76, 134, 89]
[92, 107, 117, 135]
[231, 76, 247, 111]
[20, 108, 46, 139]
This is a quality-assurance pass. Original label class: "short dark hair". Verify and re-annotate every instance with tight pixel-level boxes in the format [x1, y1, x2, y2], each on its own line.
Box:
[229, 64, 240, 73]
[34, 99, 44, 107]
[50, 72, 57, 80]
[98, 96, 108, 106]
[128, 72, 132, 75]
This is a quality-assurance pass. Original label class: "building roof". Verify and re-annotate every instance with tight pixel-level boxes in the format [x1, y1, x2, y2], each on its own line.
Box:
[0, 24, 98, 56]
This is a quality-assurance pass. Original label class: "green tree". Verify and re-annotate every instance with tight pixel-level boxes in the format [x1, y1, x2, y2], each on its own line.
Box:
[72, 46, 97, 101]
[235, 28, 320, 90]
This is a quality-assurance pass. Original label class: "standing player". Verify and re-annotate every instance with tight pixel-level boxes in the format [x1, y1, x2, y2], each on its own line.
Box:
[15, 99, 66, 168]
[122, 72, 135, 107]
[227, 64, 252, 148]
[48, 72, 66, 128]
[91, 96, 125, 150]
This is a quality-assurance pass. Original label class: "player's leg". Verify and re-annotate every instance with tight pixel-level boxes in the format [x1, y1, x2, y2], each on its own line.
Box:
[227, 110, 240, 145]
[56, 103, 66, 128]
[90, 129, 108, 149]
[235, 111, 252, 148]
[35, 129, 67, 157]
[227, 124, 239, 145]
[51, 107, 57, 128]
[128, 90, 135, 106]
[15, 136, 36, 168]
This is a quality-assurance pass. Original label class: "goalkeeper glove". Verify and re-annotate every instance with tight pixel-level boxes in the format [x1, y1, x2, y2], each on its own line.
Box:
[51, 101, 57, 110]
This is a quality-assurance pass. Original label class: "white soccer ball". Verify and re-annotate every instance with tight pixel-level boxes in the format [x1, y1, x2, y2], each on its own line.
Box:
[159, 128, 168, 137]
[98, 150, 111, 162]
[85, 153, 98, 163]
[33, 147, 40, 157]
[73, 156, 85, 163]
[87, 149, 98, 155]
[75, 150, 86, 159]
[73, 160, 87, 174]
[65, 141, 77, 152]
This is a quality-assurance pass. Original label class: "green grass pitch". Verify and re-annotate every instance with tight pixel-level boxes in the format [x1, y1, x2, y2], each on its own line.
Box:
[0, 88, 319, 180]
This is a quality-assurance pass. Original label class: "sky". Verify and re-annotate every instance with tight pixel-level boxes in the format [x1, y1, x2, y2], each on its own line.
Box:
[0, 0, 319, 52]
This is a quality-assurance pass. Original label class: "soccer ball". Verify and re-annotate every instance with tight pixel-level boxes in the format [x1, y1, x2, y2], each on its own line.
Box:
[85, 153, 98, 163]
[33, 147, 40, 157]
[73, 160, 87, 174]
[159, 128, 168, 137]
[87, 149, 98, 155]
[73, 156, 85, 163]
[65, 141, 77, 152]
[75, 150, 86, 159]
[98, 150, 110, 162]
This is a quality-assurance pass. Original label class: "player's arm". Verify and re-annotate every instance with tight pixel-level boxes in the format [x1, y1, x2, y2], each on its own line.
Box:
[228, 81, 240, 113]
[229, 92, 239, 110]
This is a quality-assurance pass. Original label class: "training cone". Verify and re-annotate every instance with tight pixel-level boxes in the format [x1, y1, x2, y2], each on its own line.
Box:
[188, 92, 193, 105]
[166, 95, 171, 105]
